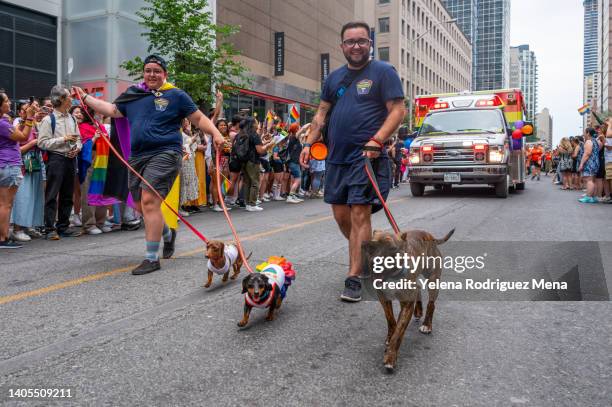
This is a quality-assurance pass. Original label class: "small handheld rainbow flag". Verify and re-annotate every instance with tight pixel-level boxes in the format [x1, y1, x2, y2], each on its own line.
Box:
[289, 103, 300, 124]
[578, 103, 590, 116]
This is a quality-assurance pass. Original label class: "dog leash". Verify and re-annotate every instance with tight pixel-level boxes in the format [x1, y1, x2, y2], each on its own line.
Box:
[214, 148, 254, 273]
[74, 92, 210, 244]
[363, 151, 401, 235]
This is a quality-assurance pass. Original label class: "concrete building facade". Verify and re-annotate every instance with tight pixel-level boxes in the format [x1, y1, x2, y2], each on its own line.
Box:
[217, 0, 356, 121]
[509, 45, 538, 121]
[535, 107, 553, 147]
[597, 0, 611, 113]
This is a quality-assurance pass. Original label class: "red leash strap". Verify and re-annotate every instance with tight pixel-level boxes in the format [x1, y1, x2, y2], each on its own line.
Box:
[215, 148, 254, 273]
[364, 158, 401, 234]
[75, 93, 209, 244]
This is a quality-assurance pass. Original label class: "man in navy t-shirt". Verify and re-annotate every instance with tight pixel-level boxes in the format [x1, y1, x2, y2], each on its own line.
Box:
[300, 22, 406, 302]
[74, 55, 225, 275]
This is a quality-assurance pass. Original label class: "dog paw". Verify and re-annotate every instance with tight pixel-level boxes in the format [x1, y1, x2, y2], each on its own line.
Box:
[230, 274, 239, 280]
[237, 320, 247, 327]
[384, 363, 395, 374]
[265, 315, 276, 322]
[203, 282, 212, 288]
[419, 325, 432, 334]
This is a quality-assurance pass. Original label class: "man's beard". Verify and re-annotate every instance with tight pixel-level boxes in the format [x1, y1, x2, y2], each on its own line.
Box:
[344, 50, 369, 67]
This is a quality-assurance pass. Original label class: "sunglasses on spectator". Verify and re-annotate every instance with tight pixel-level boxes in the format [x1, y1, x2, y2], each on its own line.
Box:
[342, 38, 371, 47]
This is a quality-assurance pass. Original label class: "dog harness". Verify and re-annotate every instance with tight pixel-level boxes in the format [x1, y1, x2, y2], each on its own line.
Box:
[207, 244, 238, 275]
[244, 264, 286, 308]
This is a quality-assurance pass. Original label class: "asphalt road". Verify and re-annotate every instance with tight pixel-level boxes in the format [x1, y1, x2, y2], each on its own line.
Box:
[1, 178, 611, 406]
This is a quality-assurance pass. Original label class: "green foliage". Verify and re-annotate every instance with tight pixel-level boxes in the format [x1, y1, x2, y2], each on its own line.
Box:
[120, 0, 249, 105]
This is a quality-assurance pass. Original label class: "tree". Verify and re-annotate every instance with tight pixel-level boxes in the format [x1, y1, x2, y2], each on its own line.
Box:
[121, 0, 249, 106]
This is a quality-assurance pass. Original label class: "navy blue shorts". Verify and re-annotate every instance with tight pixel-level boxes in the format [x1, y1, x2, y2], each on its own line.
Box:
[324, 157, 391, 213]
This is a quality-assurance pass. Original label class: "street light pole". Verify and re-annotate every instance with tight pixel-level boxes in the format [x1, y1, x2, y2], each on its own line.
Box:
[407, 18, 457, 131]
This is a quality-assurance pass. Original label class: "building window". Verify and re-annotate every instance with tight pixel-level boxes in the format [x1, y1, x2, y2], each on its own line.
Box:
[378, 17, 390, 33]
[401, 49, 405, 65]
[378, 0, 390, 4]
[378, 47, 390, 61]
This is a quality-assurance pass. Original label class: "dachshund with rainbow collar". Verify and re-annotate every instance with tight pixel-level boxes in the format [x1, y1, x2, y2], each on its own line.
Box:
[238, 257, 296, 327]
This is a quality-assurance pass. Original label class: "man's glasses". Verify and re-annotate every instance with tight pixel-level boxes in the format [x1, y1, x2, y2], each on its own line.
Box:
[342, 38, 371, 48]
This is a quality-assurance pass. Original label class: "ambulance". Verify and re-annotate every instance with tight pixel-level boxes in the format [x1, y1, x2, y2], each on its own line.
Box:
[408, 89, 531, 198]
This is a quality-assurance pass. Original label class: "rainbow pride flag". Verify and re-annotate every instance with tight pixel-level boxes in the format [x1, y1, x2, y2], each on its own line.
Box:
[289, 103, 300, 124]
[578, 103, 590, 115]
[88, 127, 120, 207]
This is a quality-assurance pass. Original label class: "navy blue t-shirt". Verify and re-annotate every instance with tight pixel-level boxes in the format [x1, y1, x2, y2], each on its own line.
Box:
[116, 88, 198, 157]
[321, 60, 404, 164]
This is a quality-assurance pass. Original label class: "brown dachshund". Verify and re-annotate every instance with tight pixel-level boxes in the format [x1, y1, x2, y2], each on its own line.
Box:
[204, 240, 245, 288]
[361, 228, 454, 373]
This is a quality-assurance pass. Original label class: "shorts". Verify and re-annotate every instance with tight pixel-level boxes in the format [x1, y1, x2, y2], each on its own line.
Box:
[606, 162, 612, 180]
[324, 157, 390, 213]
[530, 161, 541, 169]
[271, 160, 284, 173]
[128, 150, 182, 201]
[260, 159, 272, 173]
[0, 164, 23, 188]
[288, 162, 301, 178]
[228, 158, 241, 173]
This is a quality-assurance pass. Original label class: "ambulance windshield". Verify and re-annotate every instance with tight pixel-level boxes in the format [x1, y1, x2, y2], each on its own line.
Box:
[420, 110, 505, 136]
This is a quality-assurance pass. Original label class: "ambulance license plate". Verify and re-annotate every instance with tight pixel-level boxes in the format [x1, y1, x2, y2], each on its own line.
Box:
[444, 173, 461, 183]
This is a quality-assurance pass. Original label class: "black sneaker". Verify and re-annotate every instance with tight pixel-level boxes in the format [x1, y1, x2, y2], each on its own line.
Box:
[46, 230, 60, 240]
[162, 229, 177, 259]
[121, 220, 141, 231]
[59, 227, 82, 237]
[131, 259, 161, 275]
[340, 277, 362, 302]
[0, 239, 23, 249]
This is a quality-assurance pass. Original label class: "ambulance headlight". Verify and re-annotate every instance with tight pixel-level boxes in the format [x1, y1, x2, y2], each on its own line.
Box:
[489, 149, 504, 163]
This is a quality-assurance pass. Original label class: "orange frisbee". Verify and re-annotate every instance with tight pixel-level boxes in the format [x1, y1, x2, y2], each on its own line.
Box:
[310, 142, 328, 160]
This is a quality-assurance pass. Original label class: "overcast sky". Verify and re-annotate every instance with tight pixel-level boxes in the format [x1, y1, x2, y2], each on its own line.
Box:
[510, 0, 584, 145]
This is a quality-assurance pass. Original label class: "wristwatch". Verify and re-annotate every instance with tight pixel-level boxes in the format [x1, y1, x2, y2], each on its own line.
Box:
[303, 143, 312, 148]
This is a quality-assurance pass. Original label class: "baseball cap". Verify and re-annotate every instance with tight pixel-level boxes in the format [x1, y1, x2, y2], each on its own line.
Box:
[143, 54, 167, 72]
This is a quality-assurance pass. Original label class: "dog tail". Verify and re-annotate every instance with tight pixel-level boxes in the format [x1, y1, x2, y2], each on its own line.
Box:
[434, 228, 455, 245]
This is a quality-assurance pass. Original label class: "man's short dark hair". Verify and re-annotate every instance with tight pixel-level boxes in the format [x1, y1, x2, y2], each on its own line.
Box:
[231, 114, 244, 126]
[341, 21, 370, 40]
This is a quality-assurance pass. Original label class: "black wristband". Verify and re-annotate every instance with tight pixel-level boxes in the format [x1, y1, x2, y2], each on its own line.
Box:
[303, 143, 312, 148]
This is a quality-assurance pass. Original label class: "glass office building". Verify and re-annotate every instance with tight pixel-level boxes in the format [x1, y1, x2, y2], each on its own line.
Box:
[583, 0, 598, 77]
[442, 0, 510, 90]
[0, 2, 58, 99]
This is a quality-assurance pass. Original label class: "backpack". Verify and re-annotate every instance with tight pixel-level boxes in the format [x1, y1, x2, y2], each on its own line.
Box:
[233, 131, 251, 162]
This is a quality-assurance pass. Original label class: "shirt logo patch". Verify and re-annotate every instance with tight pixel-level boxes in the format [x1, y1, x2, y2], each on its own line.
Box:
[356, 79, 373, 95]
[154, 97, 169, 112]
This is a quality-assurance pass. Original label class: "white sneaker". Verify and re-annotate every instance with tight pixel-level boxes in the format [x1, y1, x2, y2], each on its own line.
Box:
[261, 195, 271, 202]
[291, 194, 304, 202]
[70, 214, 82, 227]
[12, 230, 31, 242]
[273, 195, 285, 201]
[100, 225, 113, 233]
[263, 193, 272, 200]
[213, 204, 223, 212]
[178, 210, 190, 217]
[286, 195, 300, 204]
[86, 226, 103, 235]
[256, 199, 262, 205]
[245, 205, 264, 212]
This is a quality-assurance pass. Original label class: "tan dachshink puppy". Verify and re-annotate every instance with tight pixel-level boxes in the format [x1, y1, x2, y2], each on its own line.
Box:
[361, 228, 455, 373]
[204, 241, 245, 288]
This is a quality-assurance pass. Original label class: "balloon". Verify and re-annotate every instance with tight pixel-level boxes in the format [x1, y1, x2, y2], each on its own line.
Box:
[521, 124, 533, 135]
[512, 129, 523, 139]
[512, 138, 523, 150]
[514, 120, 524, 129]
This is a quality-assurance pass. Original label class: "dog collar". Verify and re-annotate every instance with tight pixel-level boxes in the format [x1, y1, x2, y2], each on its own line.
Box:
[245, 284, 276, 308]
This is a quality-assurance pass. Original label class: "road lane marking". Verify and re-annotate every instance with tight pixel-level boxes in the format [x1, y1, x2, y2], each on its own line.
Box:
[0, 198, 407, 306]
